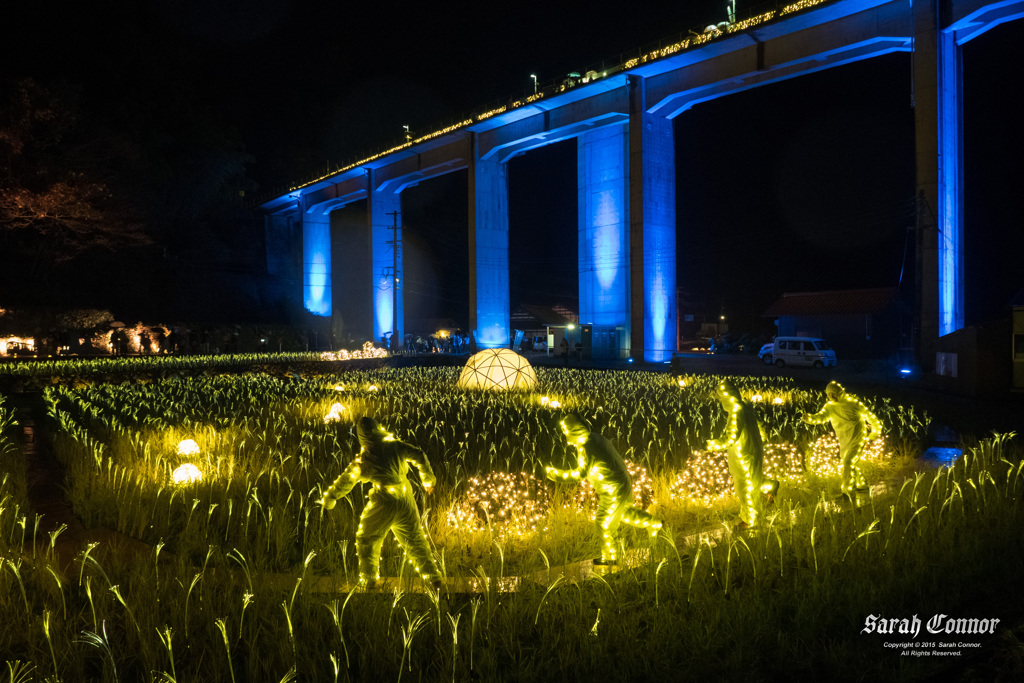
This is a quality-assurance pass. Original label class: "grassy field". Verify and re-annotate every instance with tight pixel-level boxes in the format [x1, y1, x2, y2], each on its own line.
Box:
[0, 358, 1020, 682]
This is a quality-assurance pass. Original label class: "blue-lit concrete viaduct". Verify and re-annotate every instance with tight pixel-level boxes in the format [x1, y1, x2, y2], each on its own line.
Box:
[260, 0, 1022, 365]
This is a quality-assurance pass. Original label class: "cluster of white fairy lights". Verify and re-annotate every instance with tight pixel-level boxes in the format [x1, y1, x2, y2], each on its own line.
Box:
[807, 434, 888, 477]
[671, 450, 734, 505]
[288, 0, 829, 194]
[670, 443, 808, 505]
[447, 471, 551, 537]
[320, 341, 388, 361]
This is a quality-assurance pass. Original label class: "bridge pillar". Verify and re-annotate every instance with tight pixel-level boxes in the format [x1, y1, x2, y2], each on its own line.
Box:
[368, 170, 403, 348]
[301, 200, 332, 318]
[469, 141, 510, 348]
[578, 125, 631, 358]
[915, 1, 966, 365]
[936, 29, 964, 339]
[629, 75, 676, 363]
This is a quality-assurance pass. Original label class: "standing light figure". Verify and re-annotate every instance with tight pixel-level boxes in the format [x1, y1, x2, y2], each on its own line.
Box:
[320, 417, 441, 590]
[707, 380, 780, 530]
[546, 414, 663, 565]
[574, 460, 655, 521]
[802, 381, 883, 501]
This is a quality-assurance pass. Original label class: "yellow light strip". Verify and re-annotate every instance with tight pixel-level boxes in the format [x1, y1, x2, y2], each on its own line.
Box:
[287, 2, 831, 194]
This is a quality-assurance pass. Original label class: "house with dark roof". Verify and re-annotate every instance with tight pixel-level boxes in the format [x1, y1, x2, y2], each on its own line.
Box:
[510, 304, 575, 353]
[762, 287, 911, 360]
[1008, 287, 1023, 391]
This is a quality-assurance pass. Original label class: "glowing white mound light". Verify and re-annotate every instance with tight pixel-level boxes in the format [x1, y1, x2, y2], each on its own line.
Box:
[457, 349, 537, 390]
[172, 463, 203, 485]
[177, 439, 200, 456]
[324, 403, 346, 423]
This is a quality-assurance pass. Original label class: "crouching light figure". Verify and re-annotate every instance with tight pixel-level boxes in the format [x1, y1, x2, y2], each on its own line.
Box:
[708, 380, 779, 530]
[802, 381, 882, 501]
[320, 416, 442, 590]
[546, 413, 663, 565]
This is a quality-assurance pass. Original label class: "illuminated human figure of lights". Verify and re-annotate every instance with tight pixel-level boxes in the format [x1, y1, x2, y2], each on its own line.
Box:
[546, 413, 663, 564]
[801, 381, 882, 501]
[707, 380, 779, 530]
[320, 417, 441, 589]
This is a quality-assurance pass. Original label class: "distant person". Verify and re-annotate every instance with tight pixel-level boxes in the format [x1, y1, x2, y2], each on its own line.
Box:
[802, 381, 883, 503]
[546, 414, 663, 565]
[320, 417, 442, 590]
[708, 379, 779, 530]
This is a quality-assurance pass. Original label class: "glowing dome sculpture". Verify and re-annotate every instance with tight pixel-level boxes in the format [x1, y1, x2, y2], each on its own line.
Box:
[457, 349, 537, 390]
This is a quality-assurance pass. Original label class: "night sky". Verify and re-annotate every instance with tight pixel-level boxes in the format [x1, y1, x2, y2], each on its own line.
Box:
[4, 1, 1022, 334]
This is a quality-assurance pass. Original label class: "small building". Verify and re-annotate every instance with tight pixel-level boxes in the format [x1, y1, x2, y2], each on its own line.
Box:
[762, 287, 910, 360]
[510, 305, 575, 353]
[676, 288, 709, 344]
[1011, 287, 1024, 392]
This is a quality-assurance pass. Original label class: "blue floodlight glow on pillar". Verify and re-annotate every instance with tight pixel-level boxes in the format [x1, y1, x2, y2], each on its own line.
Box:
[937, 29, 964, 336]
[375, 276, 394, 340]
[649, 270, 669, 355]
[370, 181, 403, 344]
[639, 110, 676, 363]
[303, 213, 332, 316]
[579, 126, 629, 347]
[471, 154, 510, 348]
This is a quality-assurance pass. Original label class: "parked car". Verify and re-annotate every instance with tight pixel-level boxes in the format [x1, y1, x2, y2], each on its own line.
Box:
[769, 337, 836, 368]
[758, 342, 774, 364]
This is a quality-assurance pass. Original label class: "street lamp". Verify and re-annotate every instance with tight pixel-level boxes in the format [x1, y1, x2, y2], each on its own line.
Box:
[530, 74, 538, 94]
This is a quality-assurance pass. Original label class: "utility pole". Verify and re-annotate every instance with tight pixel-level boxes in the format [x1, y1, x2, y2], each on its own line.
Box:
[386, 210, 401, 351]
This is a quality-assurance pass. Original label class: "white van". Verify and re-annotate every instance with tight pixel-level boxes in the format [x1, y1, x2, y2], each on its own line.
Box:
[766, 337, 836, 368]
